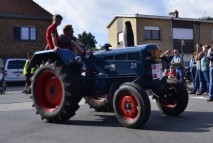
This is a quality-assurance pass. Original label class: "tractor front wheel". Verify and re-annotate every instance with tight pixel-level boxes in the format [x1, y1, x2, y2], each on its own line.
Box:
[156, 78, 188, 116]
[113, 82, 151, 129]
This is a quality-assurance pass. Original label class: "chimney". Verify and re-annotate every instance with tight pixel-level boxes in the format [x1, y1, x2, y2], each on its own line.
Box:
[174, 10, 179, 18]
[169, 10, 179, 18]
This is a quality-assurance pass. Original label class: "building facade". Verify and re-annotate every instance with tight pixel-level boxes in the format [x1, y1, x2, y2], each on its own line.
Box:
[107, 11, 213, 54]
[0, 0, 52, 58]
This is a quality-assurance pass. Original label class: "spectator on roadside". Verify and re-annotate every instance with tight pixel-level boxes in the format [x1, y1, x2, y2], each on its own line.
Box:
[207, 43, 213, 101]
[22, 52, 35, 94]
[189, 52, 196, 87]
[160, 50, 173, 76]
[189, 43, 206, 95]
[59, 24, 84, 54]
[201, 45, 210, 95]
[170, 49, 184, 84]
[0, 58, 4, 83]
[46, 14, 63, 51]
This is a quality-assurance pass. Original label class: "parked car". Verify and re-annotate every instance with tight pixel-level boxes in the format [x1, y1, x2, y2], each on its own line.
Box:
[4, 58, 26, 82]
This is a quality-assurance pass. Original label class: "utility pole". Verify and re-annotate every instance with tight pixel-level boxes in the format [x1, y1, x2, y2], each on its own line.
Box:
[181, 39, 185, 57]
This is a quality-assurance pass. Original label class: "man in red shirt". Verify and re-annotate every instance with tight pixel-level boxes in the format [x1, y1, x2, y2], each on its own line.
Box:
[46, 14, 63, 51]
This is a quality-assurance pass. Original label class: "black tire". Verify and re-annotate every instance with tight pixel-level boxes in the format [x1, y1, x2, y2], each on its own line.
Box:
[84, 96, 111, 112]
[85, 81, 123, 112]
[31, 61, 82, 122]
[113, 82, 151, 129]
[156, 78, 188, 116]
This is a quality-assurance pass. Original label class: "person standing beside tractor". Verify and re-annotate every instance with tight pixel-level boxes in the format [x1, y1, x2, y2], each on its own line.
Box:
[189, 52, 196, 87]
[46, 14, 63, 51]
[160, 50, 173, 76]
[170, 49, 185, 84]
[22, 52, 35, 94]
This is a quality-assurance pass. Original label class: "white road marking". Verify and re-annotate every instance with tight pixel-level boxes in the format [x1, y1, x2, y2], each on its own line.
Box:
[190, 96, 208, 99]
[0, 102, 33, 112]
[0, 99, 86, 112]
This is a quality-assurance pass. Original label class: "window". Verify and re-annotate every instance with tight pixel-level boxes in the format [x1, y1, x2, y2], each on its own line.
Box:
[128, 53, 140, 61]
[7, 60, 26, 69]
[115, 54, 126, 60]
[118, 32, 123, 44]
[173, 28, 193, 40]
[13, 27, 36, 41]
[144, 26, 160, 40]
[103, 56, 114, 60]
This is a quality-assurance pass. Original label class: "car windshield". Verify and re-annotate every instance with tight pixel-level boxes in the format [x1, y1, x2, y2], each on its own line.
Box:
[7, 60, 25, 69]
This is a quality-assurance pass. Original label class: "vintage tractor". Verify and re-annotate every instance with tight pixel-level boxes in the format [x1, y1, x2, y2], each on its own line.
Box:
[28, 43, 188, 129]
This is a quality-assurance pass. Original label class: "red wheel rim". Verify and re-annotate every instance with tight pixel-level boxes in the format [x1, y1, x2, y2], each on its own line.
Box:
[163, 102, 177, 109]
[35, 70, 63, 112]
[163, 85, 178, 109]
[118, 92, 138, 119]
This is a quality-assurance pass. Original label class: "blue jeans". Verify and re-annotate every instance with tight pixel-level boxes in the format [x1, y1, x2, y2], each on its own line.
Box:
[202, 70, 209, 93]
[192, 70, 206, 93]
[190, 68, 196, 87]
[209, 67, 213, 99]
[176, 67, 184, 85]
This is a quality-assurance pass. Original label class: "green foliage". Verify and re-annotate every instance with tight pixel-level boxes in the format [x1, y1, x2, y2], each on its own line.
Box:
[78, 31, 97, 49]
[199, 16, 213, 20]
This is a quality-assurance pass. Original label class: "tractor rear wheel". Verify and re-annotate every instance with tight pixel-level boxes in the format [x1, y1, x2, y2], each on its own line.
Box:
[31, 61, 82, 122]
[113, 82, 151, 129]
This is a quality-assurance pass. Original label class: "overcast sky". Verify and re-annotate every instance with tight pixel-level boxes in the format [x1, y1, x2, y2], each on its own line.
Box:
[33, 0, 213, 47]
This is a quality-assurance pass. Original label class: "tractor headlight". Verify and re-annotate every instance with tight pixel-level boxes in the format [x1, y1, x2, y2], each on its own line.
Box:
[75, 56, 82, 63]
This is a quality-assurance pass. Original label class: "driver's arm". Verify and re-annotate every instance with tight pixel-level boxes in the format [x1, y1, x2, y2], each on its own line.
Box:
[71, 40, 84, 54]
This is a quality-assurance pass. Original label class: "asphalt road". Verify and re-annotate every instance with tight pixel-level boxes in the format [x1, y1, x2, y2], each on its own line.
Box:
[0, 87, 213, 143]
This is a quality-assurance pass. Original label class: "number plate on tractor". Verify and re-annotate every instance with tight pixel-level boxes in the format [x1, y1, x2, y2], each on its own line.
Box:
[151, 63, 162, 80]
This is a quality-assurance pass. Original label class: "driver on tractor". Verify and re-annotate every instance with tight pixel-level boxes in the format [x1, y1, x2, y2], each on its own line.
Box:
[59, 24, 84, 54]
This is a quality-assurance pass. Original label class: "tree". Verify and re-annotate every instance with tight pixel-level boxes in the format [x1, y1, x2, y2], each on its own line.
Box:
[199, 16, 213, 20]
[78, 31, 97, 49]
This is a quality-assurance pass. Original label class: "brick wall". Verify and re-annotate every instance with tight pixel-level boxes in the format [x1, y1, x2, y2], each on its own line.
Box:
[136, 18, 172, 52]
[0, 0, 51, 17]
[108, 17, 173, 52]
[200, 23, 213, 45]
[0, 17, 51, 58]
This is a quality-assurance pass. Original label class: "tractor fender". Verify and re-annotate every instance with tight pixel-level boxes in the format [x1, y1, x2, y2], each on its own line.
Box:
[28, 49, 78, 70]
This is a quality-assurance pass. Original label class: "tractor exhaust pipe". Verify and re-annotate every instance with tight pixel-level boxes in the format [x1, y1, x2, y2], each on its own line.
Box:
[124, 21, 134, 47]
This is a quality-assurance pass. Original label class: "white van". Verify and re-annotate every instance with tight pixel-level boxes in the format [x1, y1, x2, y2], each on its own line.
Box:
[4, 58, 26, 82]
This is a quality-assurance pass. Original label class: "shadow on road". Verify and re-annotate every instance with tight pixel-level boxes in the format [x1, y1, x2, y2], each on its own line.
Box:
[64, 113, 121, 127]
[60, 110, 213, 132]
[144, 110, 213, 132]
[6, 81, 25, 87]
